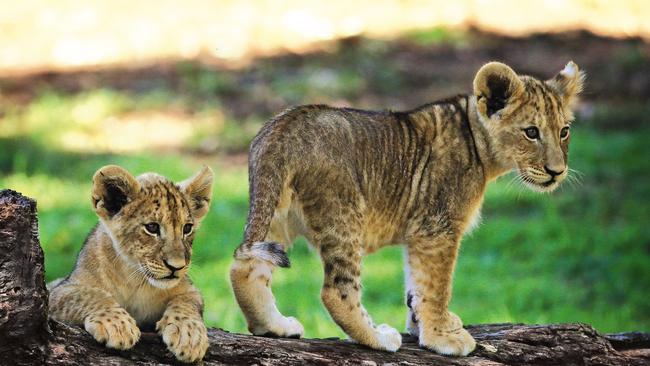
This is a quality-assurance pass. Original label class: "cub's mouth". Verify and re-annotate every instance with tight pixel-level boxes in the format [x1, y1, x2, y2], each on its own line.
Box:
[541, 178, 556, 187]
[138, 264, 183, 289]
[519, 172, 562, 193]
[153, 269, 182, 282]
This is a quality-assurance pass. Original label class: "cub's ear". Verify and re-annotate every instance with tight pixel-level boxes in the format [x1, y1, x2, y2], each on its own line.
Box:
[547, 61, 585, 108]
[473, 62, 524, 119]
[92, 165, 140, 219]
[179, 166, 214, 220]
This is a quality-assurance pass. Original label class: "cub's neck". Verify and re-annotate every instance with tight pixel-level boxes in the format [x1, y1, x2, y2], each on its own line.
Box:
[465, 95, 515, 181]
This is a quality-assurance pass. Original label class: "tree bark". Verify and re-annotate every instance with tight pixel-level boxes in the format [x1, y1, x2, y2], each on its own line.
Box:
[0, 189, 50, 364]
[1, 189, 649, 365]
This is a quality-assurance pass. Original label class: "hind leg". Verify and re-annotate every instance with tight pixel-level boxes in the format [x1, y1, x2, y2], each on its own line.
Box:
[230, 222, 304, 338]
[230, 258, 303, 337]
[318, 233, 401, 352]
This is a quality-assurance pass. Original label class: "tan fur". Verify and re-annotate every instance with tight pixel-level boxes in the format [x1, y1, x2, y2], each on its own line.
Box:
[230, 61, 584, 356]
[49, 165, 214, 363]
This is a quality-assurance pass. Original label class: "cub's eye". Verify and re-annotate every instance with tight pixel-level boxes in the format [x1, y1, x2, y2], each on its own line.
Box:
[560, 126, 570, 139]
[144, 222, 160, 235]
[523, 127, 540, 140]
[183, 223, 193, 235]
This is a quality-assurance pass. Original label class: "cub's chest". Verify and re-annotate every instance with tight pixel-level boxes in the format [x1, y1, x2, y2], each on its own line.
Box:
[116, 286, 170, 325]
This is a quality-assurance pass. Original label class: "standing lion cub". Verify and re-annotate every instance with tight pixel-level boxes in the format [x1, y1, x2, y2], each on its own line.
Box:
[230, 61, 584, 355]
[49, 165, 213, 363]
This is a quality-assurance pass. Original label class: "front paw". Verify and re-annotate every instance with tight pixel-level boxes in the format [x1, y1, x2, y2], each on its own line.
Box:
[419, 312, 475, 356]
[156, 315, 209, 363]
[84, 308, 140, 350]
[373, 323, 402, 352]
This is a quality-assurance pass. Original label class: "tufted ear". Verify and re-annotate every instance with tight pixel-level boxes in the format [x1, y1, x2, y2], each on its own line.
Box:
[473, 62, 525, 119]
[92, 165, 140, 220]
[547, 61, 585, 108]
[179, 166, 214, 221]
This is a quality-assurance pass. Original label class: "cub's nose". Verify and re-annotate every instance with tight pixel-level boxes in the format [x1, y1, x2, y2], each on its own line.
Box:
[544, 165, 565, 177]
[163, 257, 186, 273]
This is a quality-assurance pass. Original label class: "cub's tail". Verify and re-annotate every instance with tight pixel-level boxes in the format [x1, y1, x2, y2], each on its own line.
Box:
[233, 134, 290, 268]
[234, 241, 290, 268]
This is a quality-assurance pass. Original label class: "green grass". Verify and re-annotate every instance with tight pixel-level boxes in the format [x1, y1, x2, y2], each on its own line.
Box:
[1, 114, 648, 337]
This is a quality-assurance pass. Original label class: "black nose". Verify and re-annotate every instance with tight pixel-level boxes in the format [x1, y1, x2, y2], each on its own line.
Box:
[163, 259, 184, 272]
[544, 166, 564, 177]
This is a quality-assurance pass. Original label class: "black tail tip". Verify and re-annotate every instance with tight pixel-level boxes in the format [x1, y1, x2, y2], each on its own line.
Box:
[263, 242, 291, 268]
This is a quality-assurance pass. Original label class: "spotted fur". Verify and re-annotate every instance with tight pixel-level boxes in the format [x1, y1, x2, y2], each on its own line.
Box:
[230, 61, 584, 355]
[49, 165, 214, 363]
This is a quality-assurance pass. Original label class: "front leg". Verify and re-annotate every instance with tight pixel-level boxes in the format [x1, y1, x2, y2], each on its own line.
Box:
[406, 236, 476, 356]
[49, 282, 140, 350]
[155, 288, 209, 363]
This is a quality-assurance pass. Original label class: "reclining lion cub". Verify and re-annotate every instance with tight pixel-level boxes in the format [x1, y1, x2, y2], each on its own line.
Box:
[49, 165, 213, 363]
[230, 61, 584, 356]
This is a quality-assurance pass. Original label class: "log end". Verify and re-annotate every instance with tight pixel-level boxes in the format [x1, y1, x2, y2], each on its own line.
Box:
[0, 189, 50, 363]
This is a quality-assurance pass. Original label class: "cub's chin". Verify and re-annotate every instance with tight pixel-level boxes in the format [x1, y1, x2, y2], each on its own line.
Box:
[147, 276, 181, 289]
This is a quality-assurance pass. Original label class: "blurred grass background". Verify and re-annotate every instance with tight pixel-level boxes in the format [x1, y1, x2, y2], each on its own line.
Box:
[1, 2, 649, 338]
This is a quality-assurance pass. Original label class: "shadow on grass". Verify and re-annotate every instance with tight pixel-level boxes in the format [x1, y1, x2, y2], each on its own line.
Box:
[0, 136, 118, 181]
[0, 136, 195, 184]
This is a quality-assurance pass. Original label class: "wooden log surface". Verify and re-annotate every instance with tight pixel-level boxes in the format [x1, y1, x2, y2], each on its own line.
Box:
[1, 189, 649, 365]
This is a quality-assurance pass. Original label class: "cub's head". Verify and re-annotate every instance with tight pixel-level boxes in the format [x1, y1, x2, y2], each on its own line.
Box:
[91, 165, 213, 289]
[474, 61, 585, 192]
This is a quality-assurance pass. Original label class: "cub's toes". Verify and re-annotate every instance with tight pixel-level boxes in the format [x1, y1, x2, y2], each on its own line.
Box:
[374, 324, 402, 352]
[84, 310, 140, 350]
[159, 317, 209, 363]
[251, 316, 304, 339]
[282, 316, 305, 338]
[419, 312, 475, 356]
[420, 327, 476, 356]
[85, 318, 109, 344]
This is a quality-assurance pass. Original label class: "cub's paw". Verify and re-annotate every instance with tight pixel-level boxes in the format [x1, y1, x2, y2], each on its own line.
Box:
[373, 323, 402, 352]
[156, 315, 209, 363]
[419, 312, 476, 356]
[250, 315, 304, 339]
[84, 308, 140, 350]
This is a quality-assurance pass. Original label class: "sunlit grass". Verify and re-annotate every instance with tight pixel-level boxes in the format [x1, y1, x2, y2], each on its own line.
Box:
[0, 88, 256, 155]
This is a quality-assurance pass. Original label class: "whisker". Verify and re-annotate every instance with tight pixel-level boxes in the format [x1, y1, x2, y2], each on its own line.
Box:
[568, 167, 584, 177]
[187, 271, 197, 283]
[514, 174, 527, 200]
[125, 265, 146, 285]
[567, 168, 584, 186]
[124, 271, 138, 284]
[504, 174, 518, 193]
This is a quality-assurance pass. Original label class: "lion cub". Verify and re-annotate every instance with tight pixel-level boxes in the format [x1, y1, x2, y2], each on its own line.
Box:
[230, 61, 584, 355]
[49, 165, 213, 363]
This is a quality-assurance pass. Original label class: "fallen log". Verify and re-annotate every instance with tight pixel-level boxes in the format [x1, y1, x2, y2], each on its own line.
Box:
[1, 189, 648, 365]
